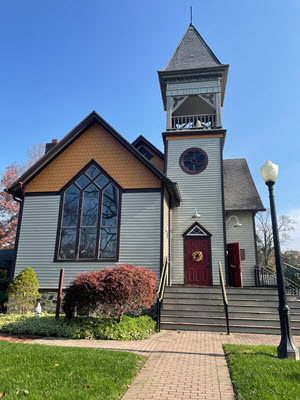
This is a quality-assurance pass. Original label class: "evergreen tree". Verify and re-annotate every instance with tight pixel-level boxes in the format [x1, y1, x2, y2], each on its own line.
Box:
[7, 268, 40, 313]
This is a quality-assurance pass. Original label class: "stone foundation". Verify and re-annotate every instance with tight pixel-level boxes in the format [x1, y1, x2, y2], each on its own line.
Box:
[7, 289, 64, 314]
[38, 290, 64, 313]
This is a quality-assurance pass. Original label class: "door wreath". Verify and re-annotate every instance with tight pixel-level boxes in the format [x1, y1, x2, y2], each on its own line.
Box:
[192, 251, 203, 262]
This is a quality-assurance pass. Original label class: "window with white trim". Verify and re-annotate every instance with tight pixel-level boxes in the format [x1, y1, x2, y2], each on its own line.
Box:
[186, 225, 206, 236]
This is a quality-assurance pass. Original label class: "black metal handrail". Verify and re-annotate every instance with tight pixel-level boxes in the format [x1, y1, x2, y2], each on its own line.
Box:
[219, 262, 230, 335]
[156, 257, 168, 332]
[254, 265, 300, 299]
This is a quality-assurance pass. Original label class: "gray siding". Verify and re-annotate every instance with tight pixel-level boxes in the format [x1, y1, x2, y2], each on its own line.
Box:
[166, 80, 220, 96]
[15, 193, 161, 288]
[167, 138, 225, 284]
[226, 211, 256, 286]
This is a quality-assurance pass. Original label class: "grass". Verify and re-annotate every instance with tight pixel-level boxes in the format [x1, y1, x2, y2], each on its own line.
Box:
[0, 314, 156, 340]
[0, 340, 146, 399]
[223, 344, 300, 400]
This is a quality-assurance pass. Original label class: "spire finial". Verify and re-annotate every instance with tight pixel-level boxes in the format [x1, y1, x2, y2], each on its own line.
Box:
[190, 6, 193, 25]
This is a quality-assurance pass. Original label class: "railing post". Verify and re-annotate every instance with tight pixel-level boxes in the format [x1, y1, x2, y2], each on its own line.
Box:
[157, 301, 160, 332]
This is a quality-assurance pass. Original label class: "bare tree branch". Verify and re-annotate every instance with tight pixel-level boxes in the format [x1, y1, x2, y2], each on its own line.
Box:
[256, 209, 296, 266]
[27, 142, 45, 167]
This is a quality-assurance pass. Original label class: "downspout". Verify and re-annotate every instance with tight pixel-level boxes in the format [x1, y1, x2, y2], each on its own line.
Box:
[4, 183, 26, 280]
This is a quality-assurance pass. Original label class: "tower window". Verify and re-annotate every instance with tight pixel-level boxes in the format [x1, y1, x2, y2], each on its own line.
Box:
[138, 145, 154, 161]
[56, 162, 120, 261]
[179, 148, 208, 175]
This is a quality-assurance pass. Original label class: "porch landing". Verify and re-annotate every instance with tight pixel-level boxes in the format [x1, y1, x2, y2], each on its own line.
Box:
[161, 286, 300, 334]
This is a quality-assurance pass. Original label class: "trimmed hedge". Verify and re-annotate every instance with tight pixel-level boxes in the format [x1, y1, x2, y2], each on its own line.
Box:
[0, 314, 157, 340]
[63, 265, 157, 320]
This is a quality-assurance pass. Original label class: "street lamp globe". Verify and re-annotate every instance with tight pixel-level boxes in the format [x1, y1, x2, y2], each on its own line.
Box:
[260, 160, 279, 184]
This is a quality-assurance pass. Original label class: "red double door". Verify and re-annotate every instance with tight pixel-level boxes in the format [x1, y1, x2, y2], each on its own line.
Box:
[185, 237, 211, 286]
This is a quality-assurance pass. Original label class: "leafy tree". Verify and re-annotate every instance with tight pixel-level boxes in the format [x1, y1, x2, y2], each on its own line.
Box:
[0, 163, 24, 248]
[282, 250, 300, 267]
[256, 210, 296, 266]
[7, 267, 40, 313]
[0, 142, 45, 248]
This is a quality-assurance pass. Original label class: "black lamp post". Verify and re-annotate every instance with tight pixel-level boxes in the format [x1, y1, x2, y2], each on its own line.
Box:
[260, 161, 299, 360]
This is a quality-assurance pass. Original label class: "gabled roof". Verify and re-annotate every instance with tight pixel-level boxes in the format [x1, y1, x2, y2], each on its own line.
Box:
[7, 111, 181, 207]
[164, 23, 221, 71]
[132, 135, 164, 160]
[223, 159, 265, 212]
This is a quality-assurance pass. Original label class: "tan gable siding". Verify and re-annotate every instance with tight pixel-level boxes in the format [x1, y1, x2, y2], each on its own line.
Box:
[138, 144, 164, 172]
[149, 154, 164, 172]
[26, 122, 160, 192]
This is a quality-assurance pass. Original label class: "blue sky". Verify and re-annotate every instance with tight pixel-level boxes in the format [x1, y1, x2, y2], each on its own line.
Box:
[1, 0, 300, 249]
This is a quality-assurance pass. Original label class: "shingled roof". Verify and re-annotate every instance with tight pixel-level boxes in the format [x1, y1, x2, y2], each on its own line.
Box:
[164, 23, 221, 71]
[223, 159, 265, 212]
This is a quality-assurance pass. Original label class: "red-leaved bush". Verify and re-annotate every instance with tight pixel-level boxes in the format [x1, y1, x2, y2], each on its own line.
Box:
[63, 265, 157, 320]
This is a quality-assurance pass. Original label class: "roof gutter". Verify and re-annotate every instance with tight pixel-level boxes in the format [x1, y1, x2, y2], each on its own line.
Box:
[4, 188, 22, 203]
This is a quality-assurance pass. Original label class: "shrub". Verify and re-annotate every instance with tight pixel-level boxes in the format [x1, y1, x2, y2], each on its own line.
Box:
[63, 264, 157, 320]
[0, 314, 156, 340]
[0, 271, 10, 312]
[6, 267, 40, 313]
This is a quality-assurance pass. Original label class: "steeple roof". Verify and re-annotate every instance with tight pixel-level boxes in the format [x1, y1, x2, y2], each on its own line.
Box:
[164, 24, 222, 71]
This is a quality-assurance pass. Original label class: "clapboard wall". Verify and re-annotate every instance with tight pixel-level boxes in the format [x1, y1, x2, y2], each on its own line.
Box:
[225, 211, 257, 286]
[166, 137, 226, 285]
[15, 192, 161, 288]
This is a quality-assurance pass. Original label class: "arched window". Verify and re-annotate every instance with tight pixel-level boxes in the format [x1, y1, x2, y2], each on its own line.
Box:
[56, 163, 121, 261]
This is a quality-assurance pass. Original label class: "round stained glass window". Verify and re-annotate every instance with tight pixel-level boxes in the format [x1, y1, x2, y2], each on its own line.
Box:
[179, 148, 208, 174]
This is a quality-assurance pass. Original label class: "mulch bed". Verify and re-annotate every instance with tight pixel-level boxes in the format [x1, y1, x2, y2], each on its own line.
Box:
[0, 333, 40, 342]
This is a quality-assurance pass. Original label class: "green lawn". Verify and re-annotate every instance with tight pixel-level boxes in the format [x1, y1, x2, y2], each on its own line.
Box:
[223, 344, 300, 400]
[0, 341, 146, 399]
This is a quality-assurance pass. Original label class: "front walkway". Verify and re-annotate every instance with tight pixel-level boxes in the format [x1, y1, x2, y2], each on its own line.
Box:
[2, 331, 300, 399]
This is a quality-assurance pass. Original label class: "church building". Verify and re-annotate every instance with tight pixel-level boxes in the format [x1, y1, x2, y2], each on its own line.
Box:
[7, 23, 265, 294]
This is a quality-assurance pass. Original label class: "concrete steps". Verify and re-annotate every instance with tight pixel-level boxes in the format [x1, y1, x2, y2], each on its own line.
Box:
[160, 286, 300, 335]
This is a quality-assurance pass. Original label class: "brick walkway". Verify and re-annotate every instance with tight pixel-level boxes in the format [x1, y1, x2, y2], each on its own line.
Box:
[2, 330, 300, 399]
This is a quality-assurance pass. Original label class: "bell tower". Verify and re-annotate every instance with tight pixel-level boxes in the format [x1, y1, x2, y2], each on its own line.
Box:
[158, 23, 229, 132]
[159, 24, 229, 286]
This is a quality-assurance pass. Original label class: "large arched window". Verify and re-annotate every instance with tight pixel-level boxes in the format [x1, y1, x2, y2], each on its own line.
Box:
[56, 162, 121, 261]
